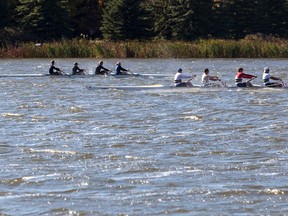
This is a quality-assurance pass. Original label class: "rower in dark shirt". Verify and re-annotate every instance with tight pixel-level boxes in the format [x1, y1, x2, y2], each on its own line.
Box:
[72, 62, 85, 75]
[49, 60, 62, 75]
[95, 60, 110, 75]
[115, 62, 128, 75]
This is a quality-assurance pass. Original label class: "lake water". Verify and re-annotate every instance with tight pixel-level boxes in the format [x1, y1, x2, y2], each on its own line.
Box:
[0, 58, 287, 215]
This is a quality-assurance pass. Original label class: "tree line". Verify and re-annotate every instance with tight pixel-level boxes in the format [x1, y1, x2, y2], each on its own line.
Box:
[1, 0, 288, 46]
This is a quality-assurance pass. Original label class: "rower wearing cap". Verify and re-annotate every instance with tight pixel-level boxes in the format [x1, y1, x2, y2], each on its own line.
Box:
[262, 67, 283, 87]
[72, 62, 85, 75]
[49, 60, 62, 75]
[115, 62, 129, 75]
[235, 67, 257, 87]
[174, 68, 195, 87]
[202, 68, 221, 87]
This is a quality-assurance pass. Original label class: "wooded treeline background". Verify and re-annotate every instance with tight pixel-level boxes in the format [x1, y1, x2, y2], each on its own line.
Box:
[1, 0, 288, 47]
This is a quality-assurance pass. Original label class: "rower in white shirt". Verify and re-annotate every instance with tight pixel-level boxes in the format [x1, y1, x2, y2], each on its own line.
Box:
[174, 68, 196, 87]
[262, 67, 283, 87]
[201, 68, 221, 87]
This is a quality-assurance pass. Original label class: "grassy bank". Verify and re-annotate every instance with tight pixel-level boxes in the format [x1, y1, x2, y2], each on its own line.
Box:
[1, 35, 288, 58]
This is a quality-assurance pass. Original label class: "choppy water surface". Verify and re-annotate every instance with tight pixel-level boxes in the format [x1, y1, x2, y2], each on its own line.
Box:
[0, 58, 287, 215]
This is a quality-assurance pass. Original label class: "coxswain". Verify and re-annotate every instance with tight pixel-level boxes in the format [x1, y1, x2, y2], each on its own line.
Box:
[235, 67, 257, 87]
[262, 67, 283, 87]
[174, 68, 195, 87]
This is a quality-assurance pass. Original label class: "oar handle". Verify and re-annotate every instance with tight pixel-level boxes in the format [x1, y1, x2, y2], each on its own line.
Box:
[187, 75, 196, 82]
[246, 76, 257, 83]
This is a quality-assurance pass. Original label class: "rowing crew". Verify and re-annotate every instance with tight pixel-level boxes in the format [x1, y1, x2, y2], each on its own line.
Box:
[49, 60, 86, 75]
[174, 67, 284, 88]
[174, 68, 223, 87]
[49, 60, 130, 76]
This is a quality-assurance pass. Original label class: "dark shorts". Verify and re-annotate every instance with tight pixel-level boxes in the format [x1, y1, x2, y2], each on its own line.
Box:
[95, 71, 106, 75]
[236, 83, 247, 87]
[175, 83, 188, 87]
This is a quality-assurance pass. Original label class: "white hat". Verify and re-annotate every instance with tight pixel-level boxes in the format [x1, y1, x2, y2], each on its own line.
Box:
[264, 67, 269, 73]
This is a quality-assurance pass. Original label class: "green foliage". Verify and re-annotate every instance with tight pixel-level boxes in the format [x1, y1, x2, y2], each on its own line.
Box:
[68, 0, 102, 38]
[2, 0, 288, 43]
[16, 0, 73, 41]
[151, 0, 213, 40]
[254, 0, 288, 37]
[100, 0, 151, 40]
[0, 0, 9, 28]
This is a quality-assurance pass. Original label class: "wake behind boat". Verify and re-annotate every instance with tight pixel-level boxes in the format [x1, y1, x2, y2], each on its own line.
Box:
[0, 73, 80, 78]
[0, 73, 51, 77]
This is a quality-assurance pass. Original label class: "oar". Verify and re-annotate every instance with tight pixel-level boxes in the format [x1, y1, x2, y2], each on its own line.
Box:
[127, 70, 140, 76]
[246, 77, 256, 83]
[60, 70, 68, 75]
[187, 75, 196, 83]
[265, 80, 285, 87]
[218, 79, 227, 87]
[81, 69, 87, 75]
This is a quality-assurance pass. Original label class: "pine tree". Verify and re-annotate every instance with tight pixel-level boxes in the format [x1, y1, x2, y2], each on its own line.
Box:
[100, 0, 151, 40]
[151, 0, 213, 40]
[254, 0, 288, 37]
[227, 0, 257, 39]
[68, 0, 103, 38]
[0, 0, 11, 28]
[167, 0, 195, 40]
[16, 0, 72, 41]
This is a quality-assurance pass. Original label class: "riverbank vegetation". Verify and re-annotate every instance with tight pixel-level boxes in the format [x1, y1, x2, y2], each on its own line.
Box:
[1, 0, 288, 58]
[1, 34, 288, 58]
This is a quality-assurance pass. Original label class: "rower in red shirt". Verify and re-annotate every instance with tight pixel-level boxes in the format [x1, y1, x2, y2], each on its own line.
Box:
[235, 67, 257, 87]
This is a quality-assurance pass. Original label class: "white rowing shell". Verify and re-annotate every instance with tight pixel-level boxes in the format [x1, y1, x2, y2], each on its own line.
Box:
[86, 84, 287, 91]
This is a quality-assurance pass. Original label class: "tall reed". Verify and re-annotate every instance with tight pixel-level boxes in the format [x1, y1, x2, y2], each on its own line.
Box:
[1, 35, 288, 58]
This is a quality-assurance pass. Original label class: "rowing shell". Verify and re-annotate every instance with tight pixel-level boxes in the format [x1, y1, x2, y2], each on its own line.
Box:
[0, 73, 170, 78]
[86, 84, 287, 91]
[106, 73, 170, 78]
[86, 84, 167, 90]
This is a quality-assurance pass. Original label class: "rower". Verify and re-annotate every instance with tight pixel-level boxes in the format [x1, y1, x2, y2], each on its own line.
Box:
[262, 67, 283, 87]
[235, 67, 257, 87]
[174, 68, 195, 87]
[49, 60, 62, 75]
[115, 62, 129, 75]
[201, 68, 221, 87]
[72, 62, 85, 75]
[95, 60, 110, 75]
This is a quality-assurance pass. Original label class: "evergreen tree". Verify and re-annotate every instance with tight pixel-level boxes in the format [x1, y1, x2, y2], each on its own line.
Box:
[228, 0, 257, 39]
[0, 0, 9, 28]
[100, 0, 151, 40]
[165, 0, 195, 40]
[254, 0, 288, 37]
[151, 0, 213, 40]
[189, 0, 213, 39]
[16, 0, 73, 41]
[211, 0, 235, 39]
[68, 0, 103, 38]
